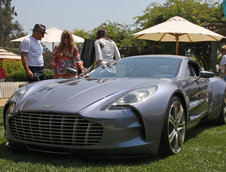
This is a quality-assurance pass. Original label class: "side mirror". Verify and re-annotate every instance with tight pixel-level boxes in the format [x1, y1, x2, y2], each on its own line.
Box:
[66, 68, 78, 75]
[199, 71, 215, 78]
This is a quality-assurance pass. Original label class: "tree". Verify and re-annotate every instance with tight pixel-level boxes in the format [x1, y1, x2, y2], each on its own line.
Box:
[87, 21, 147, 57]
[73, 28, 92, 39]
[0, 0, 25, 48]
[72, 29, 92, 50]
[42, 44, 52, 69]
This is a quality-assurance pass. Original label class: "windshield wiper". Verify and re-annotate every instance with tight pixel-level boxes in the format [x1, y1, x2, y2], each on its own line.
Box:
[101, 61, 117, 69]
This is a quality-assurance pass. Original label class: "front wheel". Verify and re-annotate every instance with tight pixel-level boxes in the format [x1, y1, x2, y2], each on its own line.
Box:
[161, 97, 186, 155]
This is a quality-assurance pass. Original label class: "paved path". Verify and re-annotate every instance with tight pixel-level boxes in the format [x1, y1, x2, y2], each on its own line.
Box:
[0, 98, 8, 107]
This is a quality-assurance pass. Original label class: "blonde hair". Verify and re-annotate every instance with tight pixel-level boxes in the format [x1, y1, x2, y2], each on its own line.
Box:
[59, 30, 75, 54]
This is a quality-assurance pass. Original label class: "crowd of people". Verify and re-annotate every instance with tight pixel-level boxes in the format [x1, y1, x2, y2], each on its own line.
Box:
[0, 23, 225, 82]
[19, 24, 121, 83]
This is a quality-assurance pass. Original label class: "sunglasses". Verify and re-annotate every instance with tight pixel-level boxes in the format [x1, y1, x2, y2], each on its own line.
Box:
[40, 32, 45, 36]
[64, 36, 70, 39]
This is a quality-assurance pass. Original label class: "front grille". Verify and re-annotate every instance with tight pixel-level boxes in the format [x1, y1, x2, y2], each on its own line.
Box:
[9, 112, 103, 146]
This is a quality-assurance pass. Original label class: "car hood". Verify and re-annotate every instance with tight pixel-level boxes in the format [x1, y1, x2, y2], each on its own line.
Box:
[20, 78, 171, 112]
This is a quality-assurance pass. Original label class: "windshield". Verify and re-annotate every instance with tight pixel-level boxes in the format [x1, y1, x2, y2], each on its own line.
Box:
[89, 57, 182, 79]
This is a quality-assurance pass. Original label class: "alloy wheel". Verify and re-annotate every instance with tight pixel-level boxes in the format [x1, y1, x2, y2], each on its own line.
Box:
[168, 99, 186, 154]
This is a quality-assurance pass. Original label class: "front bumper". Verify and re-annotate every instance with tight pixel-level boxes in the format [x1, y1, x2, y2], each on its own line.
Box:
[4, 106, 159, 157]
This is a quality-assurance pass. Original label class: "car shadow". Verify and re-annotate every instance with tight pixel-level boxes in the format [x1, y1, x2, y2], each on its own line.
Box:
[0, 122, 220, 167]
[0, 141, 162, 167]
[185, 122, 218, 142]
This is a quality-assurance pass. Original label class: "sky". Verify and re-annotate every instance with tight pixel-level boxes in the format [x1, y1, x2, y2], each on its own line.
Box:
[11, 0, 166, 34]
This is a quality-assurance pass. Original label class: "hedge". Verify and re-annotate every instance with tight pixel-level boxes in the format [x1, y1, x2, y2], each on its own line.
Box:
[3, 61, 53, 81]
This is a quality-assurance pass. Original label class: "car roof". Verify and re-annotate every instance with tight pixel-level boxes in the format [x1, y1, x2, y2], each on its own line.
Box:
[126, 54, 191, 61]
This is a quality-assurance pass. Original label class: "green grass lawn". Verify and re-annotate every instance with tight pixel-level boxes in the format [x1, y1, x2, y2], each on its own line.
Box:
[0, 107, 226, 172]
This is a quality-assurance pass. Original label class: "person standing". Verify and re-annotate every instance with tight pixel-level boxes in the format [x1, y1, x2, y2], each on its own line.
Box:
[0, 60, 7, 82]
[94, 28, 121, 67]
[52, 30, 85, 79]
[21, 24, 46, 83]
[220, 45, 226, 81]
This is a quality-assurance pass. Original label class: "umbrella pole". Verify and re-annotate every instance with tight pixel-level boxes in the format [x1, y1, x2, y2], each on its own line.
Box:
[176, 35, 179, 55]
[52, 42, 54, 52]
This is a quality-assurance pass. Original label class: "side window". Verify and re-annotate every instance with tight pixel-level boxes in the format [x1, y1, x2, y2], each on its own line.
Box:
[187, 62, 201, 76]
[185, 66, 191, 76]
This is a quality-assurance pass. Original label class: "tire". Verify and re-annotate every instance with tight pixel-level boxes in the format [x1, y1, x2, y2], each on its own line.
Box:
[160, 96, 186, 155]
[216, 93, 226, 125]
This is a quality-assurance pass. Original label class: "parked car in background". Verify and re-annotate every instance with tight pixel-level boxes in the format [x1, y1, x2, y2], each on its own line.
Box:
[3, 55, 226, 157]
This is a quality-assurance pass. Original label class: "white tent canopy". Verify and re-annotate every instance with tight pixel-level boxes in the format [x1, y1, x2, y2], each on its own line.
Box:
[42, 27, 84, 43]
[11, 27, 85, 51]
[12, 27, 85, 43]
[11, 35, 29, 42]
[0, 48, 21, 61]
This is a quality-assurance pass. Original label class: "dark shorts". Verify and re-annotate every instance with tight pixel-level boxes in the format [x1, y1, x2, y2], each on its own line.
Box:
[27, 66, 45, 83]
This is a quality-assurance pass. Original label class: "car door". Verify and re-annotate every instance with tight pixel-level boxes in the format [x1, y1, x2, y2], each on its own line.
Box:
[182, 61, 209, 123]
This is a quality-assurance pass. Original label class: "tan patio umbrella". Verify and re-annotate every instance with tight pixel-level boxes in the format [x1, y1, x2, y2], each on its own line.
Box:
[133, 16, 225, 55]
[0, 48, 21, 62]
[12, 27, 85, 51]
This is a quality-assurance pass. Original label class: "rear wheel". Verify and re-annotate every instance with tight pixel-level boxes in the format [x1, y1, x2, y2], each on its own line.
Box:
[216, 93, 226, 125]
[161, 97, 186, 155]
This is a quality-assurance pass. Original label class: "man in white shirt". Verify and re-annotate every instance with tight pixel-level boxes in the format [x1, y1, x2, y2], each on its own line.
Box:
[220, 45, 226, 81]
[21, 24, 46, 83]
[94, 28, 121, 67]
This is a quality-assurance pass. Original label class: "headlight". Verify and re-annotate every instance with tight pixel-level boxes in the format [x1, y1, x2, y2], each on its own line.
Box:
[6, 102, 16, 118]
[9, 85, 28, 103]
[113, 86, 157, 106]
[6, 86, 28, 117]
[103, 86, 158, 110]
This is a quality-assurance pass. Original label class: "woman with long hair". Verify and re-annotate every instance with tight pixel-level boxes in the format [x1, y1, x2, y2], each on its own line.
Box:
[52, 30, 84, 78]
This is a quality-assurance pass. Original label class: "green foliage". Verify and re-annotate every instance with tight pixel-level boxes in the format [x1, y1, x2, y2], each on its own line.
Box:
[2, 55, 53, 81]
[44, 69, 53, 79]
[42, 44, 52, 69]
[73, 28, 92, 39]
[89, 21, 134, 48]
[6, 70, 27, 81]
[2, 61, 54, 81]
[80, 21, 147, 57]
[0, 0, 26, 48]
[72, 29, 93, 50]
[3, 61, 24, 76]
[2, 61, 26, 81]
[135, 0, 223, 29]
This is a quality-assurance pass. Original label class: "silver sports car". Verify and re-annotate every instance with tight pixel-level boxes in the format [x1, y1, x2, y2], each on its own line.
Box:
[3, 55, 226, 157]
